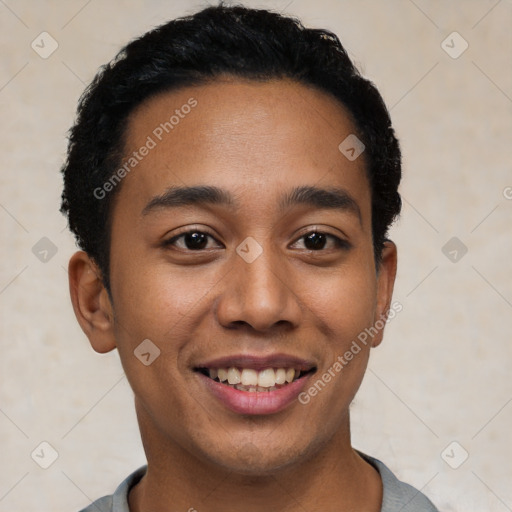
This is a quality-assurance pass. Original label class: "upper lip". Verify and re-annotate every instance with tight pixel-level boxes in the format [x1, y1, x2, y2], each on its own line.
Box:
[195, 353, 317, 372]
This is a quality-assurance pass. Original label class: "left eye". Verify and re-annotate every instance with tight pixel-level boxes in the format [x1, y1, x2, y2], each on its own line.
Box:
[164, 231, 221, 251]
[292, 232, 348, 251]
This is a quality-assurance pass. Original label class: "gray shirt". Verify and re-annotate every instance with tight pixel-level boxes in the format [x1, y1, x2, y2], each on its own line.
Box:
[79, 452, 439, 511]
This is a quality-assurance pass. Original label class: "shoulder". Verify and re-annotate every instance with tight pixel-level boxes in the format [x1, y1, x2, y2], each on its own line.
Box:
[358, 451, 440, 512]
[77, 466, 147, 512]
[79, 495, 113, 512]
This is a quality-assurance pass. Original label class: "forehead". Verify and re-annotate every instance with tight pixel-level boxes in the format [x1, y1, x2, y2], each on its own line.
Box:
[117, 78, 370, 219]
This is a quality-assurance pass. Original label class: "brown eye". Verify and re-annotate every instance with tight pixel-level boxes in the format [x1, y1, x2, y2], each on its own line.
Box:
[293, 231, 350, 251]
[164, 230, 221, 251]
[304, 232, 327, 250]
[182, 232, 208, 250]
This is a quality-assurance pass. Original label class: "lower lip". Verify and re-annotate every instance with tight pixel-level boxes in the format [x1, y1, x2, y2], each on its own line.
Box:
[198, 372, 312, 415]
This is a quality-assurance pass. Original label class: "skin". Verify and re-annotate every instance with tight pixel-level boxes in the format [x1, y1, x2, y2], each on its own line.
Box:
[68, 77, 397, 511]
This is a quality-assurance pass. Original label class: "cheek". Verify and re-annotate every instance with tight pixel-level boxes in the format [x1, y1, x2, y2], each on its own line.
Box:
[312, 264, 378, 342]
[321, 266, 378, 400]
[111, 259, 209, 335]
[300, 271, 376, 420]
[108, 262, 202, 414]
[109, 255, 225, 387]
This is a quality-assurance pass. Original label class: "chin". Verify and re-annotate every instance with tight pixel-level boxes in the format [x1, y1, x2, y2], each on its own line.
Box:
[196, 435, 315, 477]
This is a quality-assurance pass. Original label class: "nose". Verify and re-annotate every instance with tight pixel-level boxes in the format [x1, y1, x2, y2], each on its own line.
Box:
[215, 244, 302, 333]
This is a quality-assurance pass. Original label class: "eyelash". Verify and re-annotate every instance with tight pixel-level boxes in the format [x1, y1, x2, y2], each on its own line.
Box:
[162, 229, 351, 252]
[163, 229, 221, 251]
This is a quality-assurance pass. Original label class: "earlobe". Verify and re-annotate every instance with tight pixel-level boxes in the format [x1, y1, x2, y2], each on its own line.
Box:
[68, 251, 117, 353]
[372, 240, 398, 348]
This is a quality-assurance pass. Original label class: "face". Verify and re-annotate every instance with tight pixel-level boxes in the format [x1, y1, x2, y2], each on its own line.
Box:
[72, 77, 396, 475]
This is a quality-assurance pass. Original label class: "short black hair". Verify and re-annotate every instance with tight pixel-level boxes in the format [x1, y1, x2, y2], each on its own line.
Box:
[60, 2, 401, 294]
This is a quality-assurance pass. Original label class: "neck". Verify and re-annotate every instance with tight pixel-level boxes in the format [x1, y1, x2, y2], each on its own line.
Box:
[128, 406, 382, 512]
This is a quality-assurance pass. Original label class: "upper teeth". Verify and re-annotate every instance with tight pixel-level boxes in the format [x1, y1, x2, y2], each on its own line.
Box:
[210, 367, 297, 388]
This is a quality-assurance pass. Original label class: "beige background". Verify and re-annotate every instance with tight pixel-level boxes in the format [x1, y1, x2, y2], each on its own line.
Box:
[1, 1, 511, 510]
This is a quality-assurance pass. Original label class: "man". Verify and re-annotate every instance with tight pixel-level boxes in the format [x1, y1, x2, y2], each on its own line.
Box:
[61, 3, 439, 511]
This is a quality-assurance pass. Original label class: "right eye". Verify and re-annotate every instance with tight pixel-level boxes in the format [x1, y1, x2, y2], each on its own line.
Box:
[162, 230, 223, 251]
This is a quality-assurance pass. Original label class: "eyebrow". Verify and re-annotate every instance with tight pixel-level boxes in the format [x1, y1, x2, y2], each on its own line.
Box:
[279, 185, 362, 224]
[141, 184, 362, 223]
[141, 185, 235, 216]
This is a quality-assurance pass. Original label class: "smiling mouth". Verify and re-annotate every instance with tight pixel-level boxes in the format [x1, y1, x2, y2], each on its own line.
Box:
[196, 366, 316, 392]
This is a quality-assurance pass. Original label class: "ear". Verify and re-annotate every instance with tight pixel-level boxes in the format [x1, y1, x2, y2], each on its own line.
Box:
[68, 251, 117, 353]
[371, 240, 398, 348]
